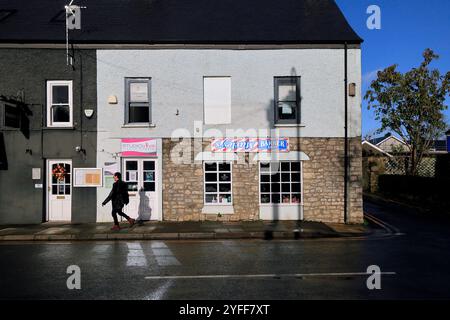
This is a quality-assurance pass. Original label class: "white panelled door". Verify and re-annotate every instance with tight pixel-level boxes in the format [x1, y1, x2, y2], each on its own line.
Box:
[47, 160, 72, 221]
[122, 158, 159, 221]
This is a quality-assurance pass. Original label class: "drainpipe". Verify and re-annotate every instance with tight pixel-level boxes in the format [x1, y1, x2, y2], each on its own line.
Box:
[344, 42, 349, 224]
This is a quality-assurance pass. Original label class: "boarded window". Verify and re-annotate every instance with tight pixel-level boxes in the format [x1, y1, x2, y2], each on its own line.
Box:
[203, 77, 231, 125]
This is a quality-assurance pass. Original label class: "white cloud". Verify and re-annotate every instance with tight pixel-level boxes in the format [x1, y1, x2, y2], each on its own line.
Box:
[362, 68, 382, 86]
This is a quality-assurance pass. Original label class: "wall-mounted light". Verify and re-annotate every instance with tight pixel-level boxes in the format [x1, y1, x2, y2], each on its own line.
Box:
[75, 146, 86, 154]
[349, 83, 356, 97]
[25, 149, 32, 155]
[84, 109, 94, 118]
[108, 95, 118, 104]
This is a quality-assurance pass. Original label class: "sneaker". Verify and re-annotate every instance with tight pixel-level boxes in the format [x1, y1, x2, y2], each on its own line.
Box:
[111, 225, 121, 231]
[127, 218, 135, 227]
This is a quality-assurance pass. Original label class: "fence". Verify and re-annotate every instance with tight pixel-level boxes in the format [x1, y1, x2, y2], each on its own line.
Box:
[363, 154, 450, 193]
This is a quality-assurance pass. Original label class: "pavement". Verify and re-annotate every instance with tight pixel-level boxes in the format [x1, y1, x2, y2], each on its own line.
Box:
[0, 219, 372, 241]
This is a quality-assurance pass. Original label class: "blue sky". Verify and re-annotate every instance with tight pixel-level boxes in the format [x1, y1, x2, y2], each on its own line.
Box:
[335, 0, 450, 138]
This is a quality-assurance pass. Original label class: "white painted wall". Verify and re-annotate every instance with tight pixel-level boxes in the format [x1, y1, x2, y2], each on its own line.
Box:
[96, 48, 362, 222]
[96, 49, 361, 138]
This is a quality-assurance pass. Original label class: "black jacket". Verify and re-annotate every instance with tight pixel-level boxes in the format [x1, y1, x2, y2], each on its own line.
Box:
[103, 180, 128, 209]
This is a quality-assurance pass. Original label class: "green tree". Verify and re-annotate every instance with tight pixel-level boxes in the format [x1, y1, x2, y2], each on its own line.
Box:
[365, 49, 450, 175]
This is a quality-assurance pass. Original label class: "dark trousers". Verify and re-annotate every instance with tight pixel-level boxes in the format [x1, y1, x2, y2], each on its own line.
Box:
[112, 208, 130, 225]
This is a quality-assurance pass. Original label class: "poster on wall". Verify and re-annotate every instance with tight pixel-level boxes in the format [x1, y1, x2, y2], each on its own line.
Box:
[103, 162, 119, 188]
[73, 168, 103, 187]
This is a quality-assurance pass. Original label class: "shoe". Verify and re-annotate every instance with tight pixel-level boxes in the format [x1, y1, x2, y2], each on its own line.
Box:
[127, 218, 135, 227]
[111, 225, 121, 231]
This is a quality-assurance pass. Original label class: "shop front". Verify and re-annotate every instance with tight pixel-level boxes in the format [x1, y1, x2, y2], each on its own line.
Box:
[97, 137, 163, 222]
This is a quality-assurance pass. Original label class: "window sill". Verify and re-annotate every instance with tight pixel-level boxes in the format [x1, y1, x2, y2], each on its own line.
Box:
[274, 123, 306, 128]
[43, 126, 75, 130]
[122, 123, 156, 128]
[202, 205, 234, 214]
[260, 203, 303, 206]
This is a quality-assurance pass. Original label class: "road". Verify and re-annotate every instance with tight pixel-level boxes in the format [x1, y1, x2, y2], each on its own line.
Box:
[1, 198, 450, 300]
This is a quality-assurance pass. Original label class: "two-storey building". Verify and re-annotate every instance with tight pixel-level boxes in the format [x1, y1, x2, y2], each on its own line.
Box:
[0, 0, 363, 224]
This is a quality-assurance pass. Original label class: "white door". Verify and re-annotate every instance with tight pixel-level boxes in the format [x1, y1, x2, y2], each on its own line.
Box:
[122, 158, 159, 221]
[47, 160, 72, 221]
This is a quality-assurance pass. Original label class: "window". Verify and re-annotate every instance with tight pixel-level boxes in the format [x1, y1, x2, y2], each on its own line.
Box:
[47, 80, 73, 127]
[260, 161, 301, 204]
[3, 103, 20, 128]
[274, 77, 301, 124]
[204, 162, 232, 204]
[203, 77, 231, 124]
[125, 78, 151, 123]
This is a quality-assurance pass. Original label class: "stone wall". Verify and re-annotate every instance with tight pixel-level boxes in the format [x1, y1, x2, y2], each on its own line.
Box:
[162, 137, 363, 224]
[291, 137, 363, 223]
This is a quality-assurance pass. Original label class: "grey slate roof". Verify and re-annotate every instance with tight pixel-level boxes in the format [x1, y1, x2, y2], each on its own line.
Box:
[0, 0, 362, 44]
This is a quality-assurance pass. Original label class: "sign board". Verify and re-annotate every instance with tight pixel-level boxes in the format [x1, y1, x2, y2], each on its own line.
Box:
[73, 168, 103, 187]
[103, 162, 119, 188]
[211, 138, 289, 153]
[32, 168, 41, 180]
[34, 183, 43, 189]
[121, 138, 157, 157]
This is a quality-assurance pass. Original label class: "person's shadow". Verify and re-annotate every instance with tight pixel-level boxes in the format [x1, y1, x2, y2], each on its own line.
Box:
[137, 188, 152, 225]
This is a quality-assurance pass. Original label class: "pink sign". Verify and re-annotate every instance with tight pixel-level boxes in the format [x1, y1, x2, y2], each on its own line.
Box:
[121, 138, 157, 157]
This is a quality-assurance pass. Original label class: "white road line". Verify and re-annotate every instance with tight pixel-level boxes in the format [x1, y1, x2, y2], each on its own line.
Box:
[145, 272, 396, 280]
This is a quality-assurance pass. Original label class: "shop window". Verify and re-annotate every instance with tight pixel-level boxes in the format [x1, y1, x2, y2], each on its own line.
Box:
[203, 77, 231, 125]
[204, 161, 232, 205]
[125, 78, 151, 123]
[260, 161, 301, 204]
[46, 80, 73, 127]
[274, 76, 301, 124]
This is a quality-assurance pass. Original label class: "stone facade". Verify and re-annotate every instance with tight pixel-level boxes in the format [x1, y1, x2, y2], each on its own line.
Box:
[162, 137, 363, 224]
[292, 137, 363, 223]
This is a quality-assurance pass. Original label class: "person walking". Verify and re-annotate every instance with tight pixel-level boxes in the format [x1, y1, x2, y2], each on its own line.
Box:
[102, 172, 135, 230]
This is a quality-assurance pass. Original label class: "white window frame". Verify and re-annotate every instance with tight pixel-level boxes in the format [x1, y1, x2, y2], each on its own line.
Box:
[46, 80, 73, 127]
[203, 161, 233, 205]
[258, 161, 303, 206]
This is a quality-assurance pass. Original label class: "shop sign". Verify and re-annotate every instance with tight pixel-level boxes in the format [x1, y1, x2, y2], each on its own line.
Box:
[121, 138, 157, 157]
[211, 138, 289, 152]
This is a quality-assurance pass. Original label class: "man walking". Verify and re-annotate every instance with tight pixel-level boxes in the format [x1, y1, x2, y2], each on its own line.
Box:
[102, 172, 135, 230]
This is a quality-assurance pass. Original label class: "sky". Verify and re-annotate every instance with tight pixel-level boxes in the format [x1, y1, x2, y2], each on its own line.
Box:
[335, 0, 450, 138]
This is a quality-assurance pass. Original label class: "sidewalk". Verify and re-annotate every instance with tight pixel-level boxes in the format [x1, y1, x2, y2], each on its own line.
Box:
[0, 220, 372, 241]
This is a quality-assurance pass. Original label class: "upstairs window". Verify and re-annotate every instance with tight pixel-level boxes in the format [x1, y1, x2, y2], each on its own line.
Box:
[203, 77, 231, 124]
[125, 78, 151, 124]
[46, 80, 73, 127]
[274, 76, 301, 124]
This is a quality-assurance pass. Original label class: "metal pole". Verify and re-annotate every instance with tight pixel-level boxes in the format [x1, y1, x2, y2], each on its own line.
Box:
[344, 42, 348, 224]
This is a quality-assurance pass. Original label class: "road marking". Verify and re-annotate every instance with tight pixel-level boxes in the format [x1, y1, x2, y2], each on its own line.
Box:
[126, 242, 148, 267]
[364, 212, 404, 235]
[145, 271, 396, 280]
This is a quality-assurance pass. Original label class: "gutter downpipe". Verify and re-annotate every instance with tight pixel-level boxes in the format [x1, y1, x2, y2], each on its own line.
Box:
[344, 42, 349, 224]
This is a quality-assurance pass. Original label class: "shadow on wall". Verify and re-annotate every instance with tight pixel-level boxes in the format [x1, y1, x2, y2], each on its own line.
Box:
[137, 188, 152, 222]
[0, 96, 33, 140]
[264, 67, 303, 239]
[0, 133, 7, 170]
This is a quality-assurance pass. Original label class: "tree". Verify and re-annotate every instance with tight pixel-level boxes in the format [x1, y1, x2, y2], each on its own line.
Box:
[364, 49, 450, 175]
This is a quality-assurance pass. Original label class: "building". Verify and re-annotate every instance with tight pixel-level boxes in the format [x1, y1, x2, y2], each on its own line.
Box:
[363, 133, 449, 156]
[0, 0, 363, 224]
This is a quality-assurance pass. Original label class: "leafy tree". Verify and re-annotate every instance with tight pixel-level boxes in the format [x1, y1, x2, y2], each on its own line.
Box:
[365, 49, 450, 175]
